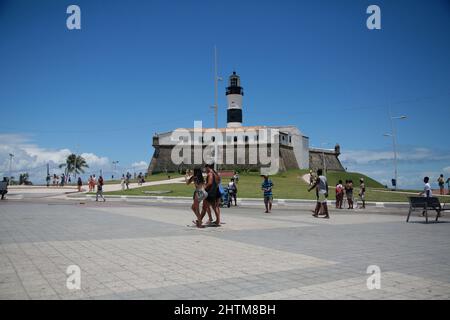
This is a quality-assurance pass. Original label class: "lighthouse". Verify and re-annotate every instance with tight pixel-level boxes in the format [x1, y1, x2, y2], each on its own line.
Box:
[226, 71, 244, 128]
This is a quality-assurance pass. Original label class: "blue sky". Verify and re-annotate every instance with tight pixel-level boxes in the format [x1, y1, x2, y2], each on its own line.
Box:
[1, 0, 449, 188]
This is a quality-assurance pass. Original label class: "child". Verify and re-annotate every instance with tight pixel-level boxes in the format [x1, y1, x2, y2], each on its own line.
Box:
[335, 180, 344, 209]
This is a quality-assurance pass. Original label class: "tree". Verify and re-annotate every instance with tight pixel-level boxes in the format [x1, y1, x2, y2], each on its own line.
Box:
[59, 154, 89, 178]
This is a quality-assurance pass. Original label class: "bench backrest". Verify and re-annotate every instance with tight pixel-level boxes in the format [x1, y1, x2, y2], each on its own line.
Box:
[408, 196, 441, 208]
[218, 171, 235, 178]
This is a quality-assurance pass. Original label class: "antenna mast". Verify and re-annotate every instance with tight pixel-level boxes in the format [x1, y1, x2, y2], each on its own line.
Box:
[214, 46, 218, 129]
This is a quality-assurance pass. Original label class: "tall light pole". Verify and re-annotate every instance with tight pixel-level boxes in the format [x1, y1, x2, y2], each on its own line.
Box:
[112, 161, 119, 180]
[383, 111, 407, 190]
[210, 46, 222, 171]
[8, 153, 14, 184]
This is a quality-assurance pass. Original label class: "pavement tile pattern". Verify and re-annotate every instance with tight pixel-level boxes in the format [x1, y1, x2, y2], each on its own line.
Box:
[0, 201, 449, 300]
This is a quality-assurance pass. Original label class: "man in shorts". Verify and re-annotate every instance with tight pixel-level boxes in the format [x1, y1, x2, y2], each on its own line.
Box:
[308, 169, 329, 219]
[358, 178, 366, 209]
[261, 175, 274, 213]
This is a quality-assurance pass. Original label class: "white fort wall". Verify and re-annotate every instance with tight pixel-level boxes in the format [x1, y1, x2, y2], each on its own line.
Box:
[148, 126, 311, 174]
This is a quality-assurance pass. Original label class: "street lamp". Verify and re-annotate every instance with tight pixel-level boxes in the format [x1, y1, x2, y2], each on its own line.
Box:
[112, 161, 119, 180]
[8, 153, 14, 185]
[383, 114, 407, 190]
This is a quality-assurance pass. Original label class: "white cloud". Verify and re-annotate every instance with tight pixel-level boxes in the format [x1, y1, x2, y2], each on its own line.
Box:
[340, 146, 450, 189]
[0, 134, 110, 183]
[340, 147, 450, 165]
[80, 153, 109, 167]
[131, 161, 148, 171]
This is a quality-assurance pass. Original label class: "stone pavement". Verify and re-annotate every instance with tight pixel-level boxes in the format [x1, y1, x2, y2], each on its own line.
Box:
[0, 199, 449, 300]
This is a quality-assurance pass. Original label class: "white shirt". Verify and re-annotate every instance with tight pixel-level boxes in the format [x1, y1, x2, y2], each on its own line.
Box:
[423, 183, 432, 197]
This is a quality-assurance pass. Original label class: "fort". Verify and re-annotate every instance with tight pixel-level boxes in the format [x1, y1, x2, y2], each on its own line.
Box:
[147, 71, 344, 175]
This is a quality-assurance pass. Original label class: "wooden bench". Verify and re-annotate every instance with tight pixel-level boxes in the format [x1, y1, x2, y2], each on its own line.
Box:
[406, 196, 447, 223]
[218, 171, 235, 178]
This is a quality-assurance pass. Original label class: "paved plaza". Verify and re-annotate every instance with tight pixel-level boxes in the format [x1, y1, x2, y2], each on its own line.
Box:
[0, 197, 449, 300]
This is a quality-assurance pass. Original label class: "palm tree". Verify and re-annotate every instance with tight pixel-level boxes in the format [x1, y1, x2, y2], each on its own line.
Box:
[59, 154, 89, 179]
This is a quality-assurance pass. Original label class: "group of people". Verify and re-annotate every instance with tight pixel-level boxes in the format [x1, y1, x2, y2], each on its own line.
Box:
[46, 173, 67, 187]
[335, 178, 366, 209]
[307, 169, 368, 219]
[87, 175, 106, 201]
[185, 164, 223, 228]
[120, 172, 133, 191]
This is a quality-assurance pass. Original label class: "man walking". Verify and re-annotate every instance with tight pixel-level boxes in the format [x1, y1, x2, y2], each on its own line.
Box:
[308, 169, 329, 218]
[261, 175, 274, 213]
[358, 178, 366, 209]
[96, 176, 106, 202]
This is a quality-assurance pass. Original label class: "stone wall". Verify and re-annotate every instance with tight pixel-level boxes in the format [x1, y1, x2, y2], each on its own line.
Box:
[309, 150, 345, 172]
[147, 143, 299, 174]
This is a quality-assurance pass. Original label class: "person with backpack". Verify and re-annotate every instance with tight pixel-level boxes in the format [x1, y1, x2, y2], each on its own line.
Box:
[96, 176, 106, 202]
[438, 174, 445, 195]
[335, 180, 344, 209]
[228, 178, 238, 206]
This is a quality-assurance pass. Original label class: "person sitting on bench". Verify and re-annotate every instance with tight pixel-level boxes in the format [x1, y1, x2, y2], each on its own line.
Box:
[418, 176, 435, 217]
[419, 176, 433, 198]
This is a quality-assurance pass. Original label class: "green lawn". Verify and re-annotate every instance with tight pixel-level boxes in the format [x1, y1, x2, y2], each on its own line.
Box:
[102, 169, 450, 203]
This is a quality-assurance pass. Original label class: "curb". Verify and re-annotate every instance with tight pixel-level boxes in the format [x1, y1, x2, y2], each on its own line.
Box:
[67, 194, 411, 208]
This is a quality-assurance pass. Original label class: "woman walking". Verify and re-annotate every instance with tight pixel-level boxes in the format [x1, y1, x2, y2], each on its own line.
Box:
[186, 168, 208, 228]
[96, 176, 105, 202]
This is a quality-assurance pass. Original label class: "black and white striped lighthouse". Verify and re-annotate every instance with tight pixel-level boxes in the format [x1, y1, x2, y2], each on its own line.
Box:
[226, 71, 244, 128]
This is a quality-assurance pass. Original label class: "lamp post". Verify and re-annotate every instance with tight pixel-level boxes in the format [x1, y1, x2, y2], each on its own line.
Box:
[210, 46, 222, 172]
[383, 113, 407, 190]
[112, 161, 119, 180]
[8, 153, 14, 185]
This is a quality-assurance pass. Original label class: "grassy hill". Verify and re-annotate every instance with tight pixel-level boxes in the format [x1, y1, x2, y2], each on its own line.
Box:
[106, 169, 422, 201]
